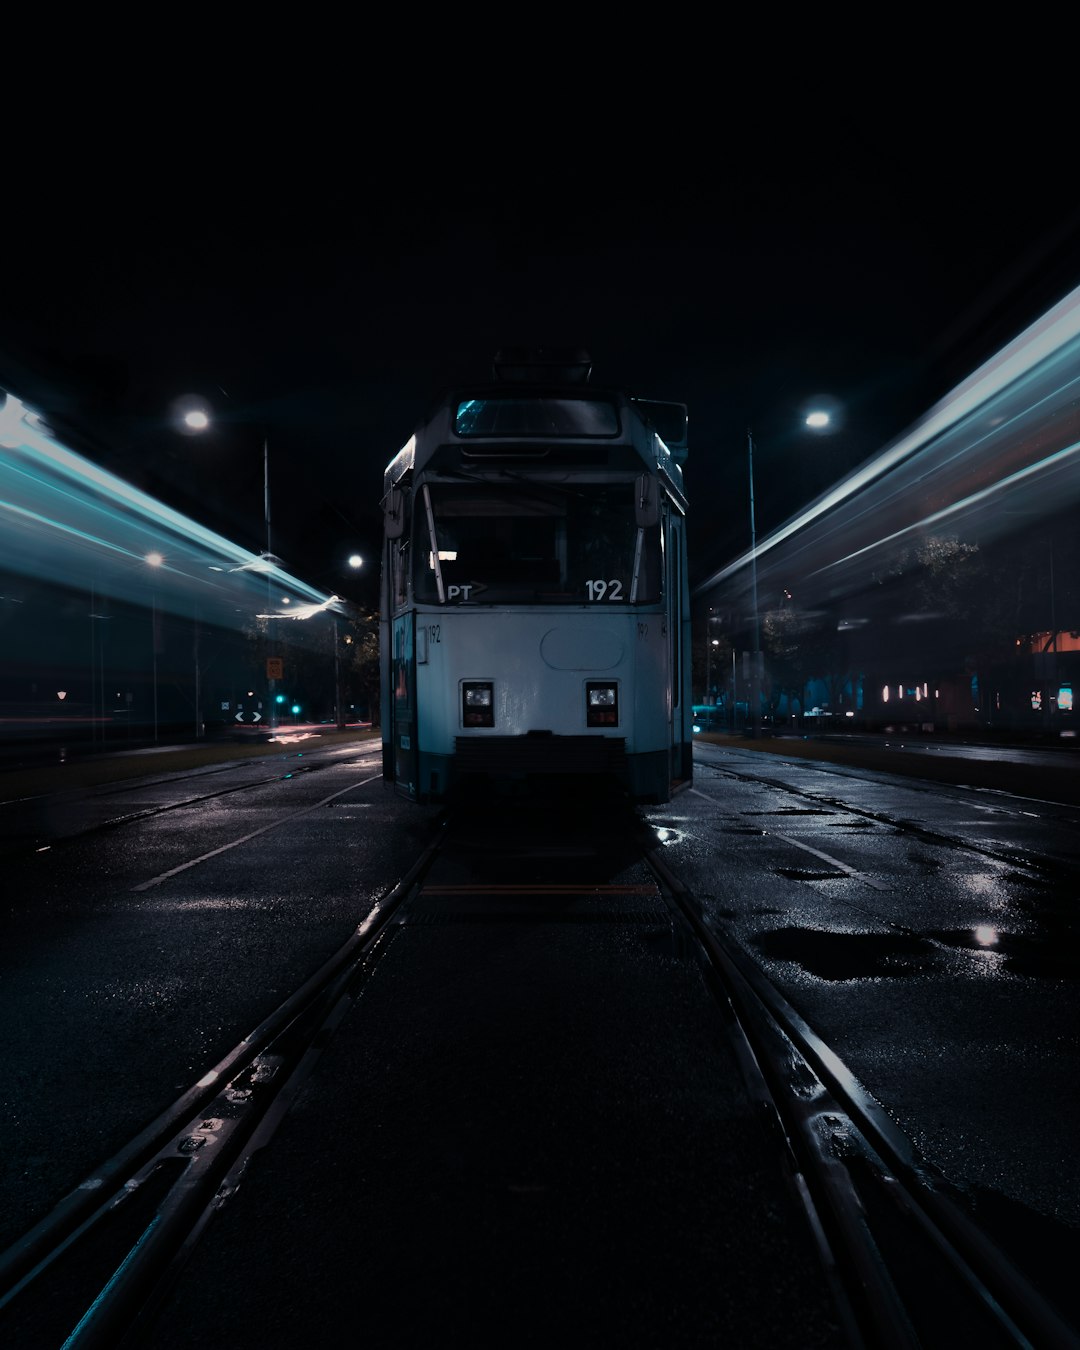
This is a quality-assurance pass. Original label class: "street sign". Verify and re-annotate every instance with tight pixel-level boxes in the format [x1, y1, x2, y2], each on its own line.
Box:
[235, 710, 263, 723]
[266, 657, 283, 679]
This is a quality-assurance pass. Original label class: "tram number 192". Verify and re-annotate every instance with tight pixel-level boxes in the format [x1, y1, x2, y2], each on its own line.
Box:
[586, 579, 624, 601]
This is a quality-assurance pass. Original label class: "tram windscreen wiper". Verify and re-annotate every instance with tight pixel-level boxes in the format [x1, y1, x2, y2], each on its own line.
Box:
[421, 483, 445, 603]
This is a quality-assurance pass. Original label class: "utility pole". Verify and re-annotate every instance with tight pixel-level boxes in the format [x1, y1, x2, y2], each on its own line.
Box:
[748, 428, 762, 737]
[263, 435, 278, 735]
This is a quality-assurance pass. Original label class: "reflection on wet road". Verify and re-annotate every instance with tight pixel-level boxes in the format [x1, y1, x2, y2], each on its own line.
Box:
[644, 741, 1080, 1264]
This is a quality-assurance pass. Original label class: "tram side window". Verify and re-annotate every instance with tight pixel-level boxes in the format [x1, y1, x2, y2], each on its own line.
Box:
[392, 535, 410, 610]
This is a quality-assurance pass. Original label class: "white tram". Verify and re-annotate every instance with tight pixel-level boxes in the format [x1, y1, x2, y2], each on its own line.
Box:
[379, 349, 692, 803]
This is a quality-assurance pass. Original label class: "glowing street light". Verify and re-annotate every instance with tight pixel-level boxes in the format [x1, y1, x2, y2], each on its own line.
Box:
[746, 407, 835, 736]
[747, 429, 763, 737]
[705, 628, 721, 711]
[145, 550, 164, 741]
[180, 400, 279, 732]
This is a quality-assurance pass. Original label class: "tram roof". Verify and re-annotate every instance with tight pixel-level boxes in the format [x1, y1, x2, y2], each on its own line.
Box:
[384, 382, 688, 506]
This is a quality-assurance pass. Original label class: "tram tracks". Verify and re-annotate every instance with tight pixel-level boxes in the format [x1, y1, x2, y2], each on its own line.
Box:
[0, 820, 446, 1350]
[2, 798, 1077, 1348]
[641, 831, 1079, 1349]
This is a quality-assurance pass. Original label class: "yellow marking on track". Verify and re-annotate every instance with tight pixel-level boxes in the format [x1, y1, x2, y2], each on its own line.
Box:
[419, 883, 658, 895]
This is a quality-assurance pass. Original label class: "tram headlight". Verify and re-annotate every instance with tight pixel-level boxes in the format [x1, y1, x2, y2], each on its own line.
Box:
[462, 681, 495, 727]
[586, 682, 619, 727]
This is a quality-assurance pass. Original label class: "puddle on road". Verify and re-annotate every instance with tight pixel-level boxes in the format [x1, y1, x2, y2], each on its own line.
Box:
[753, 928, 935, 981]
[742, 808, 835, 816]
[926, 928, 1080, 980]
[753, 924, 1079, 982]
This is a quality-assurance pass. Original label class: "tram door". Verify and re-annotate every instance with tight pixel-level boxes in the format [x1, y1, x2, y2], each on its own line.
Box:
[383, 492, 419, 801]
[391, 613, 418, 800]
[669, 516, 693, 787]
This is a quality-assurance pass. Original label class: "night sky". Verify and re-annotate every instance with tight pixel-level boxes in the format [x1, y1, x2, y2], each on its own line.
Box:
[4, 162, 1079, 610]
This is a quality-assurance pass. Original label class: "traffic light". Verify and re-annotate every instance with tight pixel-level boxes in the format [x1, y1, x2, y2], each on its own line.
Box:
[275, 693, 286, 704]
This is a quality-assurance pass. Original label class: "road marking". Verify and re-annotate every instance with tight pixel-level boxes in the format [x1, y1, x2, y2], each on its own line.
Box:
[131, 775, 380, 891]
[690, 787, 890, 890]
[773, 832, 892, 890]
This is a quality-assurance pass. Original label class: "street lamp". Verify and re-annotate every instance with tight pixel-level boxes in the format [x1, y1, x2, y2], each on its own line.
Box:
[181, 403, 279, 733]
[705, 634, 720, 721]
[182, 407, 272, 563]
[145, 551, 164, 742]
[746, 411, 832, 738]
[335, 556, 364, 729]
[747, 428, 762, 737]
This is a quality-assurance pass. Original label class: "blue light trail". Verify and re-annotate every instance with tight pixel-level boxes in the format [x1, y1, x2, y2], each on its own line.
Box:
[695, 282, 1080, 609]
[0, 392, 344, 640]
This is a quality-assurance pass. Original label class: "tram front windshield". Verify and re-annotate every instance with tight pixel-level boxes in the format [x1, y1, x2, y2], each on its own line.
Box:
[415, 482, 661, 604]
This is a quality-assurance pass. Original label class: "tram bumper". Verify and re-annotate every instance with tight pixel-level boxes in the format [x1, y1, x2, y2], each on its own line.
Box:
[454, 734, 627, 777]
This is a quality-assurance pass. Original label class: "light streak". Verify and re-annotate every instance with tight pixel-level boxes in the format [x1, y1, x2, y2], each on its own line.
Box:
[0, 392, 346, 637]
[695, 282, 1080, 600]
[807, 437, 1080, 581]
[257, 595, 343, 621]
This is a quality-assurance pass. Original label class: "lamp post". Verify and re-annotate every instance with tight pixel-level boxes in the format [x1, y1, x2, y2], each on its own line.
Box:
[705, 625, 713, 706]
[731, 644, 737, 733]
[339, 555, 364, 730]
[744, 410, 832, 738]
[707, 637, 720, 725]
[193, 605, 202, 740]
[183, 404, 278, 734]
[260, 432, 277, 735]
[747, 428, 762, 738]
[328, 555, 364, 730]
[145, 551, 164, 742]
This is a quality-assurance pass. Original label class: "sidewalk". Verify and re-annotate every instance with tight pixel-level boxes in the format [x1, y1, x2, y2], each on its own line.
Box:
[0, 727, 381, 801]
[1, 725, 1076, 807]
[694, 728, 1080, 806]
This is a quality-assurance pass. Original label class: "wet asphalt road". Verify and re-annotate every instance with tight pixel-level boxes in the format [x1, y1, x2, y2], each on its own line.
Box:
[144, 796, 847, 1349]
[1, 729, 1078, 1345]
[673, 742, 1080, 1228]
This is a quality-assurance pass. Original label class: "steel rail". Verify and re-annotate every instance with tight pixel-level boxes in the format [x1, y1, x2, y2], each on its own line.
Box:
[0, 824, 445, 1348]
[643, 839, 1079, 1350]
